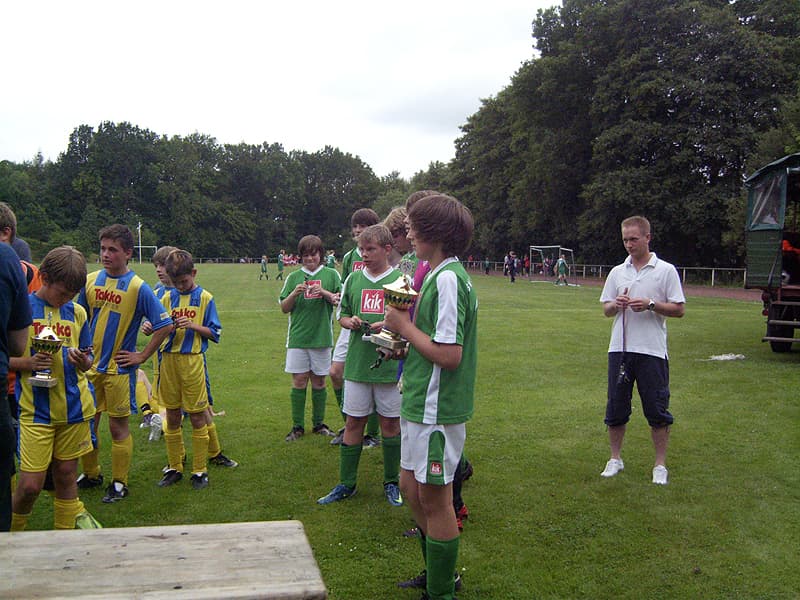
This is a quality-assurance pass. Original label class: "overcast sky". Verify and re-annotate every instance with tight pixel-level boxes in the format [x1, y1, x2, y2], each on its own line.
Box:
[1, 1, 556, 178]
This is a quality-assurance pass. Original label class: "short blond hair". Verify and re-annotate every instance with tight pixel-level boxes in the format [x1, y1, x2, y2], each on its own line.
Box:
[621, 216, 651, 235]
[39, 246, 87, 293]
[358, 224, 393, 247]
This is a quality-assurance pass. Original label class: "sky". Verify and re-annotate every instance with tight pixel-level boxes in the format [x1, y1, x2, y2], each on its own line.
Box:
[1, 1, 556, 178]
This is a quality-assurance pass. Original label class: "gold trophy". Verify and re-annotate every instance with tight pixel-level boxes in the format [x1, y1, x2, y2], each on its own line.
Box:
[29, 313, 64, 388]
[365, 274, 418, 368]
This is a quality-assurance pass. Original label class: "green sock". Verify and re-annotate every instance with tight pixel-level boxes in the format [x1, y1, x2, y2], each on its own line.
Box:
[290, 388, 306, 429]
[340, 443, 362, 488]
[366, 412, 380, 438]
[382, 435, 401, 484]
[311, 387, 327, 427]
[426, 536, 460, 600]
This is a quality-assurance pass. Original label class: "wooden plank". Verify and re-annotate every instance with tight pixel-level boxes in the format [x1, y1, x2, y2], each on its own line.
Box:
[2, 521, 327, 599]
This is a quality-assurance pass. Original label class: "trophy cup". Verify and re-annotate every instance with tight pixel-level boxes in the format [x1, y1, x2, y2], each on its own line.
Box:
[365, 273, 418, 368]
[29, 313, 64, 388]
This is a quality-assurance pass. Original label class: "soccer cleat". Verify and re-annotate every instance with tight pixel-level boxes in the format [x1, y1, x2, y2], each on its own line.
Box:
[312, 423, 336, 437]
[384, 482, 403, 507]
[362, 434, 381, 449]
[317, 483, 356, 505]
[158, 469, 183, 487]
[209, 452, 238, 468]
[601, 458, 624, 477]
[162, 454, 187, 474]
[148, 414, 163, 442]
[329, 428, 345, 445]
[652, 465, 669, 485]
[397, 570, 462, 591]
[76, 473, 104, 489]
[285, 426, 305, 442]
[101, 480, 129, 503]
[190, 472, 209, 490]
[139, 413, 152, 429]
[74, 511, 103, 529]
[403, 526, 420, 538]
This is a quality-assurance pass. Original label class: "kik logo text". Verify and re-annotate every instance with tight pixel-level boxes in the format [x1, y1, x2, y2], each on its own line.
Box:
[361, 289, 385, 314]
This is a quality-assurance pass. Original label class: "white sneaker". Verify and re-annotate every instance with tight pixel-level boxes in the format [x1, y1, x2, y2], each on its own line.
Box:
[601, 458, 624, 477]
[652, 465, 668, 485]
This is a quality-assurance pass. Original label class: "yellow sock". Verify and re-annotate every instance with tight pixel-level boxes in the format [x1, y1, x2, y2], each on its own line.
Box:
[191, 424, 209, 474]
[54, 498, 83, 529]
[11, 511, 31, 531]
[165, 427, 185, 471]
[111, 434, 133, 485]
[81, 447, 101, 478]
[207, 422, 221, 457]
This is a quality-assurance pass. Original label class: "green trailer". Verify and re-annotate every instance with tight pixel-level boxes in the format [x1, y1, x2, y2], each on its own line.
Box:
[744, 153, 800, 352]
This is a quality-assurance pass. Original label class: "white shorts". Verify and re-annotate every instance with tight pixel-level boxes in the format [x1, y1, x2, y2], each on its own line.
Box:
[285, 347, 332, 376]
[343, 380, 401, 418]
[331, 327, 351, 363]
[400, 417, 466, 485]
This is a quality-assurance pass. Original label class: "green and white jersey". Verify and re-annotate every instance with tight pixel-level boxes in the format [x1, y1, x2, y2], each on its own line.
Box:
[279, 265, 342, 348]
[401, 258, 477, 424]
[340, 247, 365, 285]
[341, 267, 402, 383]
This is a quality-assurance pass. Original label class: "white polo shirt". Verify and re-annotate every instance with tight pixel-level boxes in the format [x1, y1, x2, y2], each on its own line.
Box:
[600, 253, 685, 359]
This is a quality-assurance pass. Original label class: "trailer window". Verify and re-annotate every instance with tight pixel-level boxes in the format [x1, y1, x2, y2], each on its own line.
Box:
[748, 171, 784, 230]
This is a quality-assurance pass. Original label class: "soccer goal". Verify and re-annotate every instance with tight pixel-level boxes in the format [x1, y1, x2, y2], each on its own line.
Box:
[529, 245, 578, 286]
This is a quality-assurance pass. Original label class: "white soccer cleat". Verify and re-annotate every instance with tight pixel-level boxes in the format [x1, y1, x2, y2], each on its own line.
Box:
[652, 465, 669, 485]
[601, 458, 624, 477]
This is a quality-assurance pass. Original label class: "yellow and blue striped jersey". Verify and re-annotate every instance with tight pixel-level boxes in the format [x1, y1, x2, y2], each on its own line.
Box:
[15, 294, 96, 425]
[160, 286, 221, 354]
[78, 269, 172, 375]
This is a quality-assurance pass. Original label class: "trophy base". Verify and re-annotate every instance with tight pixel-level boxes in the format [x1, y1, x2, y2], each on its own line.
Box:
[369, 330, 408, 351]
[29, 376, 58, 388]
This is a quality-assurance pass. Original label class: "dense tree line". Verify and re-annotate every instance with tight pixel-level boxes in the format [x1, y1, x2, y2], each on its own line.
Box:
[2, 0, 798, 266]
[445, 0, 800, 265]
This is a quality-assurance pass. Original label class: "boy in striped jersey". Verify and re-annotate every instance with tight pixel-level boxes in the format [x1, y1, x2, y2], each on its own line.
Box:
[10, 246, 101, 530]
[157, 250, 221, 490]
[76, 225, 172, 503]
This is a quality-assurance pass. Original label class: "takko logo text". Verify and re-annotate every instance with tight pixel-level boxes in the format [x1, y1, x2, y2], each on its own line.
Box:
[172, 307, 197, 321]
[361, 289, 385, 314]
[33, 321, 71, 338]
[95, 288, 122, 304]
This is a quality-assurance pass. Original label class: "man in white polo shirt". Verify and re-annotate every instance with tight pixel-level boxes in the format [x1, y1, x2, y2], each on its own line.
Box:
[599, 215, 685, 485]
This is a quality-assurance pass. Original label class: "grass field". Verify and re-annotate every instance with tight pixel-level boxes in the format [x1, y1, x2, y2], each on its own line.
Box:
[21, 263, 799, 599]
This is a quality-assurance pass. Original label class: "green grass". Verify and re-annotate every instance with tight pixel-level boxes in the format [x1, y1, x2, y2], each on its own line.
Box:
[22, 264, 800, 599]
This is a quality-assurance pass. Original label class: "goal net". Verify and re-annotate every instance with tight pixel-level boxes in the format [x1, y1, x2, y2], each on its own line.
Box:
[529, 245, 577, 286]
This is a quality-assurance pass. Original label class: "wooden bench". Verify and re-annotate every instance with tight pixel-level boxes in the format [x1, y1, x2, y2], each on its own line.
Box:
[2, 520, 327, 599]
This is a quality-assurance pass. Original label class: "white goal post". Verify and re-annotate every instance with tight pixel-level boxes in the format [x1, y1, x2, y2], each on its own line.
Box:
[135, 245, 158, 264]
[529, 245, 578, 286]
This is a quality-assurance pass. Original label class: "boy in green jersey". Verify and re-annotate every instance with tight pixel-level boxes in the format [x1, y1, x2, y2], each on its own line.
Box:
[317, 225, 403, 506]
[279, 236, 341, 441]
[329, 208, 381, 447]
[384, 195, 477, 600]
